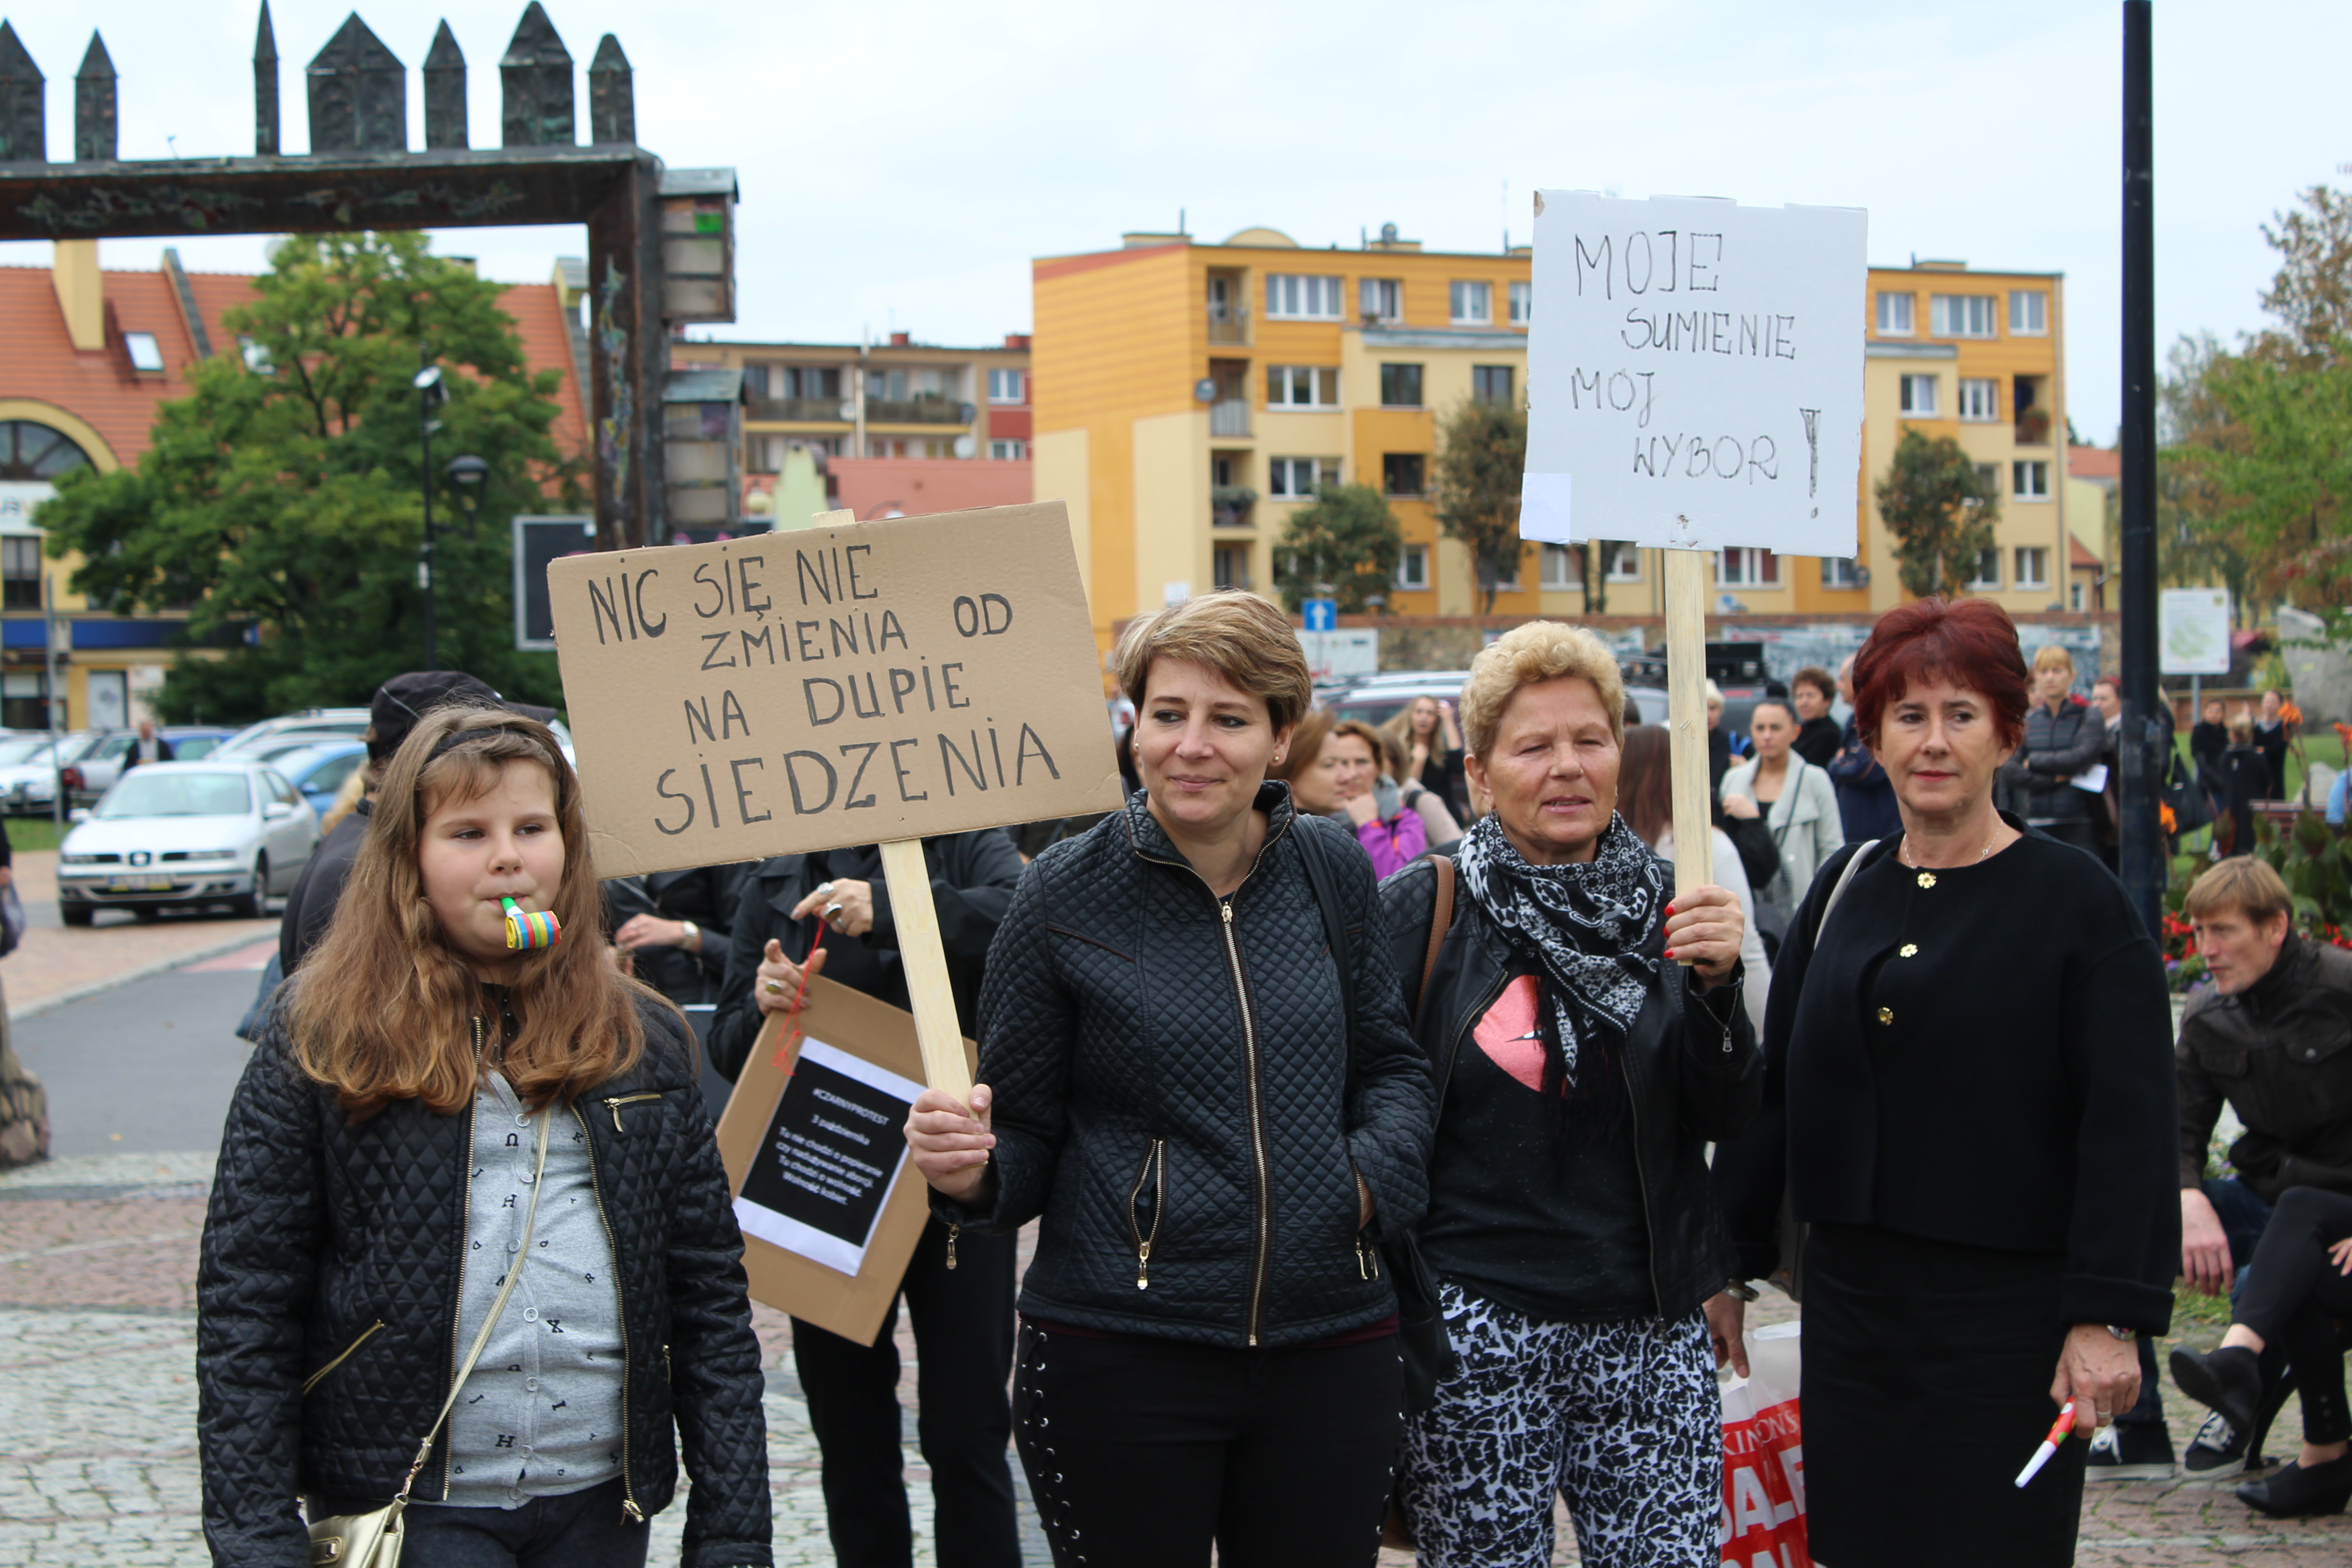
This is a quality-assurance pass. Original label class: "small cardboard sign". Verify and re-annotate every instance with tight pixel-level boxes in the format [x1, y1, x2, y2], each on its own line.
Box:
[1520, 192, 1866, 559]
[548, 502, 1123, 877]
[714, 978, 975, 1346]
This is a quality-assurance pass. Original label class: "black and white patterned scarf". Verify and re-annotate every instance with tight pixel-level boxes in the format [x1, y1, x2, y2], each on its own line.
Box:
[1454, 810, 1667, 1089]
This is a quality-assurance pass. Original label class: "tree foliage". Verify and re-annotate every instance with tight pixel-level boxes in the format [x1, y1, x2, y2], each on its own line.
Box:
[37, 231, 584, 721]
[1431, 398, 1526, 614]
[1271, 483, 1402, 613]
[1874, 428, 1999, 597]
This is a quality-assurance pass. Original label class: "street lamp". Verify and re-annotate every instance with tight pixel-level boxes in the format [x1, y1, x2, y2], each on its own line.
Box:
[414, 361, 447, 670]
[447, 453, 489, 534]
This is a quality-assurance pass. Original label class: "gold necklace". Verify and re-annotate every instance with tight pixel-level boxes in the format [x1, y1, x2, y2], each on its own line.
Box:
[1899, 825, 2003, 886]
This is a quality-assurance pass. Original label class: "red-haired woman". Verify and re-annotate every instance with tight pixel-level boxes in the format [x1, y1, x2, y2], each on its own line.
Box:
[197, 708, 770, 1568]
[1713, 598, 2176, 1566]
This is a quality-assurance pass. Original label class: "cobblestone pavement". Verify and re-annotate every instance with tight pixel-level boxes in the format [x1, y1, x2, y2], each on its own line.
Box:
[6, 1159, 2349, 1565]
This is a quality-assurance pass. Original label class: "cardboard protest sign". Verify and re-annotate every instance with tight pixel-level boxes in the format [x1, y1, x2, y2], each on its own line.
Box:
[1520, 192, 1865, 559]
[714, 977, 977, 1346]
[548, 501, 1122, 879]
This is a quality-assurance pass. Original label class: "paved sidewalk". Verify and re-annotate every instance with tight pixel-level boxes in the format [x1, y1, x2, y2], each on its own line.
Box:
[5, 852, 275, 1021]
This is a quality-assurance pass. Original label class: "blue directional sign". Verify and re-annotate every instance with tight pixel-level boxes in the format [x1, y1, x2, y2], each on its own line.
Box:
[1301, 598, 1337, 631]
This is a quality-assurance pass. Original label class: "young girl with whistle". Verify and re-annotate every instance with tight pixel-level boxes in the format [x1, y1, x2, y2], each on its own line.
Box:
[196, 707, 773, 1568]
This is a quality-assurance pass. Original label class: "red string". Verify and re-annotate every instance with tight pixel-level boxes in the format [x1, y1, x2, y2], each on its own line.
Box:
[771, 923, 828, 1073]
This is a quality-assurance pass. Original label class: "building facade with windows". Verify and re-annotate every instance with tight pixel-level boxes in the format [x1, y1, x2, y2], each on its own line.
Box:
[1032, 225, 1553, 651]
[4, 244, 586, 730]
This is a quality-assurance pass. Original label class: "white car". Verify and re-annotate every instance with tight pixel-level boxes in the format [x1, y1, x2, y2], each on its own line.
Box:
[56, 760, 318, 925]
[0, 732, 95, 814]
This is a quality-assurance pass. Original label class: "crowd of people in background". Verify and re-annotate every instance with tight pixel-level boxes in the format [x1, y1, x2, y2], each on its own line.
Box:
[186, 597, 2350, 1568]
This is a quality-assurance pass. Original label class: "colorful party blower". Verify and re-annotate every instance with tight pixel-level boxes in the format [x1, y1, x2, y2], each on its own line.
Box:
[502, 897, 561, 951]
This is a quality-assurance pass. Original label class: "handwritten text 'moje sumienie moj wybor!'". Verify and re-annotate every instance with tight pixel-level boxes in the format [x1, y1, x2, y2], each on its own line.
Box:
[578, 538, 1068, 836]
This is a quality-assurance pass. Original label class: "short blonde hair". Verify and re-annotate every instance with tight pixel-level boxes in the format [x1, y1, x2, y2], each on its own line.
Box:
[2184, 857, 2292, 927]
[1459, 622, 1626, 759]
[1704, 679, 1725, 710]
[2032, 644, 2075, 676]
[1114, 591, 1313, 733]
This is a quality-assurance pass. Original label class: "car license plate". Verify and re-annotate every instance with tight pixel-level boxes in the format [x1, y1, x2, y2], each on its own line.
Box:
[109, 876, 173, 892]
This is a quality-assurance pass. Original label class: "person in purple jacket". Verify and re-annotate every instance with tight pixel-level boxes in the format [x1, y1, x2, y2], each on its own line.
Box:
[1278, 712, 1428, 876]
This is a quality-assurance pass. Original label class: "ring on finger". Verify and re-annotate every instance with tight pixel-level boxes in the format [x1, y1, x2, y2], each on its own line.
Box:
[824, 901, 845, 923]
[815, 881, 835, 897]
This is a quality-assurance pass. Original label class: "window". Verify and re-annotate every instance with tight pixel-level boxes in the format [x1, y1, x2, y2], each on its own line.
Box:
[1540, 544, 1580, 589]
[3, 536, 40, 610]
[1264, 365, 1339, 408]
[122, 331, 164, 372]
[1974, 462, 1999, 495]
[1379, 363, 1424, 407]
[1265, 274, 1344, 319]
[1360, 277, 1402, 323]
[1899, 374, 1938, 416]
[1508, 280, 1532, 324]
[988, 438, 1027, 461]
[2009, 290, 2048, 335]
[1929, 294, 1997, 338]
[1876, 291, 1914, 334]
[2070, 582, 2084, 611]
[239, 335, 273, 373]
[1395, 545, 1430, 591]
[1450, 281, 1492, 324]
[2014, 546, 2048, 589]
[1382, 453, 1426, 496]
[1471, 365, 1515, 405]
[1212, 544, 1252, 592]
[746, 435, 784, 473]
[1718, 548, 1779, 586]
[1268, 457, 1341, 497]
[867, 369, 907, 402]
[1957, 378, 1999, 421]
[1820, 556, 1862, 588]
[1602, 541, 1643, 582]
[986, 368, 1025, 403]
[1966, 548, 2002, 589]
[2013, 459, 2050, 499]
[0, 421, 91, 480]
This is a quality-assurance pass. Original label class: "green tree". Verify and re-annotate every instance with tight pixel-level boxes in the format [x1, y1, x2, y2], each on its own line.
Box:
[37, 231, 584, 721]
[1874, 428, 1999, 597]
[1431, 398, 1526, 614]
[1271, 483, 1402, 613]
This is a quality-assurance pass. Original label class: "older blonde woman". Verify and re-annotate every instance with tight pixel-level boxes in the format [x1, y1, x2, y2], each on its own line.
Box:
[906, 591, 1432, 1568]
[1378, 622, 1759, 1568]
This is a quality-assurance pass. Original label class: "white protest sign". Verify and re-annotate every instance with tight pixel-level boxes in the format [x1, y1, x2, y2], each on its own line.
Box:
[1520, 193, 1866, 558]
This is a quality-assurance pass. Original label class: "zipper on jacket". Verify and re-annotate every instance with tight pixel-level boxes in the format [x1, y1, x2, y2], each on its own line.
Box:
[301, 1319, 386, 1396]
[1127, 1137, 1166, 1289]
[945, 1225, 959, 1270]
[603, 1092, 663, 1132]
[575, 1101, 645, 1524]
[1620, 1022, 1665, 1314]
[1133, 814, 1289, 1347]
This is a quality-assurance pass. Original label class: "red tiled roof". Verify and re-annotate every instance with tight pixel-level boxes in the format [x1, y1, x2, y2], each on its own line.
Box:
[0, 263, 588, 471]
[827, 457, 1032, 520]
[2070, 536, 2102, 568]
[2068, 445, 2118, 480]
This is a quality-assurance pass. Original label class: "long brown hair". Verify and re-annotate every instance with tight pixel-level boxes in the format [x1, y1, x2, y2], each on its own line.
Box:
[287, 706, 656, 1118]
[1617, 724, 1673, 848]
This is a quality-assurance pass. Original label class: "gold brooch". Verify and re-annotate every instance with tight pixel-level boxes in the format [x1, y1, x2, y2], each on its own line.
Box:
[1916, 872, 1937, 890]
[1900, 943, 1919, 958]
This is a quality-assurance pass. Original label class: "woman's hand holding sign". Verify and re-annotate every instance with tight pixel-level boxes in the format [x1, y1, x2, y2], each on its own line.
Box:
[907, 1083, 997, 1204]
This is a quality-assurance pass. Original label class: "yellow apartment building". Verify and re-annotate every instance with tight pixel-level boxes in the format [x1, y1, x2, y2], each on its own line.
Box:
[1032, 224, 1545, 648]
[1035, 232, 2078, 646]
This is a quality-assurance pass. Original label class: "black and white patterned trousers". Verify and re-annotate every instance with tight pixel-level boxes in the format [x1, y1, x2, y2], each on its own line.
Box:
[1398, 1282, 1722, 1568]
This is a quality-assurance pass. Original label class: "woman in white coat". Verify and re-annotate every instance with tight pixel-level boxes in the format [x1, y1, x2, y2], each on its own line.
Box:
[1620, 725, 1771, 1039]
[1720, 697, 1844, 915]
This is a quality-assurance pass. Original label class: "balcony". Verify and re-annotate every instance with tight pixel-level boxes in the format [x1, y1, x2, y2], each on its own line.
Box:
[1212, 486, 1258, 529]
[1207, 308, 1250, 346]
[866, 397, 974, 426]
[746, 397, 852, 424]
[2014, 407, 2052, 446]
[1209, 400, 1251, 438]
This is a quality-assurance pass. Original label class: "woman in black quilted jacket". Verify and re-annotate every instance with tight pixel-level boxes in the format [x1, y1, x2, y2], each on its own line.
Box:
[905, 590, 1433, 1568]
[196, 708, 770, 1568]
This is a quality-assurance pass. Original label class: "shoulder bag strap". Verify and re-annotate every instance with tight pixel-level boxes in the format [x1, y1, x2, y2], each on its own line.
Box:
[1813, 838, 1879, 946]
[392, 1107, 553, 1504]
[1414, 854, 1455, 1031]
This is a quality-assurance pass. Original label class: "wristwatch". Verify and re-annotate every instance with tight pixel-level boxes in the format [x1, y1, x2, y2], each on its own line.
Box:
[680, 919, 701, 951]
[2105, 1325, 2136, 1343]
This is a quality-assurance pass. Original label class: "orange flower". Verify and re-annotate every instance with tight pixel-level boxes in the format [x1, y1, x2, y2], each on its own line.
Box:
[2160, 801, 2178, 834]
[2280, 700, 2304, 726]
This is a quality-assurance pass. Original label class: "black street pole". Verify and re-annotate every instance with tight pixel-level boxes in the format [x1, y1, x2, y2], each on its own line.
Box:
[2118, 0, 2163, 935]
[418, 353, 440, 672]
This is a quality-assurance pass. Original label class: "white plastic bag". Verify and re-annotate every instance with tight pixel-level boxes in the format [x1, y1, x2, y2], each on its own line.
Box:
[1720, 1322, 1807, 1567]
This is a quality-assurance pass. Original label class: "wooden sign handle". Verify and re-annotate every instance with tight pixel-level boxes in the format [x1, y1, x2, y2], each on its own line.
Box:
[1663, 548, 1714, 965]
[877, 837, 975, 1102]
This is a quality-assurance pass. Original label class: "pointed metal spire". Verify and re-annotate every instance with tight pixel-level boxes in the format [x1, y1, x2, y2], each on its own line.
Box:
[423, 21, 466, 149]
[586, 34, 632, 145]
[499, 2, 573, 147]
[74, 33, 116, 162]
[307, 12, 407, 154]
[0, 21, 45, 164]
[254, 1, 280, 156]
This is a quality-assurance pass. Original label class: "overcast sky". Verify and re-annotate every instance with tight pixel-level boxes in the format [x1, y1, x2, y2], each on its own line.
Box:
[4, 0, 2344, 442]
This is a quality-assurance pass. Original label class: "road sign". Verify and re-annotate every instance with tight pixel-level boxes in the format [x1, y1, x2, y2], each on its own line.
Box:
[1301, 598, 1337, 632]
[2159, 588, 2231, 676]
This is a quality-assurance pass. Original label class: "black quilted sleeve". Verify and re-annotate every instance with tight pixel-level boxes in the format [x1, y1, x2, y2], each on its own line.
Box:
[943, 858, 1076, 1234]
[1328, 825, 1434, 1240]
[652, 1010, 774, 1568]
[197, 1041, 328, 1568]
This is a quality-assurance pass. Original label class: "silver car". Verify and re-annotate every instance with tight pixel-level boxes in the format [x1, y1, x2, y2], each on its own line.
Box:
[0, 732, 95, 815]
[56, 760, 318, 925]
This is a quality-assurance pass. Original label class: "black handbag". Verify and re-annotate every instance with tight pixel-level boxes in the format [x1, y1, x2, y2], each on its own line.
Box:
[1293, 822, 1456, 1415]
